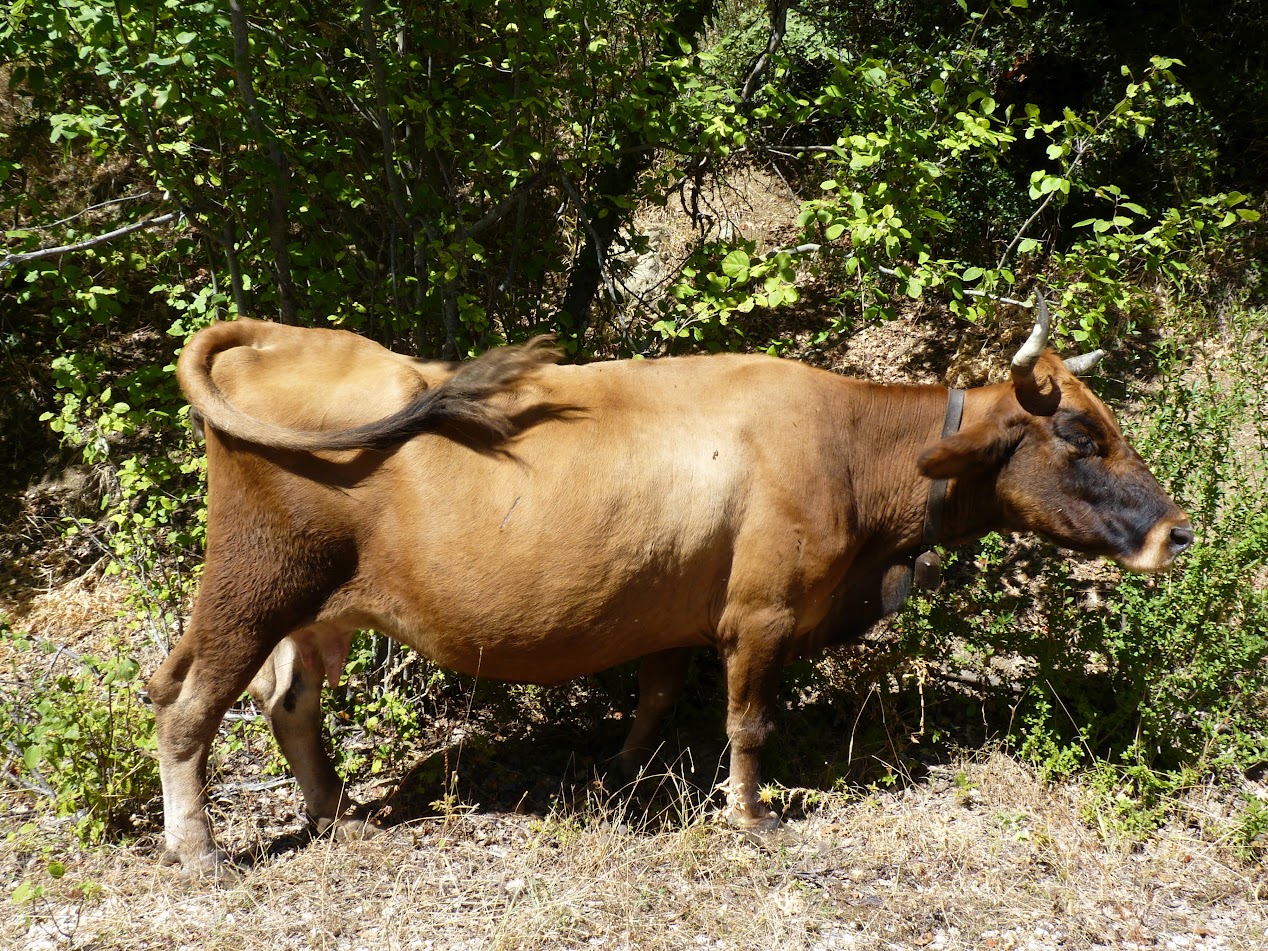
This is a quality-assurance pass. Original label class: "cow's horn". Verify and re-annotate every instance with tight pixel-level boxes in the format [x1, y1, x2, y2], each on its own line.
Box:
[1063, 350, 1106, 376]
[1011, 292, 1051, 375]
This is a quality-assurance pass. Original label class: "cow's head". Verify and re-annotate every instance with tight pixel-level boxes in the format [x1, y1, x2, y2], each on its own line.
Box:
[918, 294, 1194, 573]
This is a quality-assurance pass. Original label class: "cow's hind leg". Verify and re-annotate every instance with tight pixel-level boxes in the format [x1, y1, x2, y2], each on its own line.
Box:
[247, 634, 371, 840]
[148, 617, 276, 876]
[613, 647, 692, 784]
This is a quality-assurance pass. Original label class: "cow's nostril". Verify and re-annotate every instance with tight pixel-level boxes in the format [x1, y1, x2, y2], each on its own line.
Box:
[1170, 525, 1195, 552]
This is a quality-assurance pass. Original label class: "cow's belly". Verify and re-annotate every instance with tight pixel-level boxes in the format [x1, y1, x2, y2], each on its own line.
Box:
[336, 544, 724, 682]
[324, 436, 741, 682]
[387, 586, 718, 683]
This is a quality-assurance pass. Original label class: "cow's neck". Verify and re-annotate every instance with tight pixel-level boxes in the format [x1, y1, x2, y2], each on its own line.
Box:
[849, 382, 1006, 558]
[934, 384, 1014, 548]
[843, 383, 950, 552]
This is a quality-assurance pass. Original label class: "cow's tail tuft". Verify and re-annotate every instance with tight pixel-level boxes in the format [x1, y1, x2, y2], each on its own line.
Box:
[352, 336, 562, 449]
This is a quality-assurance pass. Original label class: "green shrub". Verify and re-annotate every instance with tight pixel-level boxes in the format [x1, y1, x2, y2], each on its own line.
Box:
[0, 623, 160, 844]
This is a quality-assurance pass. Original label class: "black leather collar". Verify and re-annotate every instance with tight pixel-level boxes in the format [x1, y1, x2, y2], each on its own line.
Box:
[914, 388, 965, 590]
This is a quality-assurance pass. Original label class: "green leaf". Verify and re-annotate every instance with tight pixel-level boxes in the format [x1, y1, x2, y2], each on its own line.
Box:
[962, 266, 984, 282]
[720, 249, 750, 283]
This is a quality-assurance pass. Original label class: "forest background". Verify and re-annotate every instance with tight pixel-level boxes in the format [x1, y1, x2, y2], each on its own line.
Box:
[1, 0, 1267, 946]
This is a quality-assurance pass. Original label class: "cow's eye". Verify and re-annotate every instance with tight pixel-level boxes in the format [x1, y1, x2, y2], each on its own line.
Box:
[1065, 432, 1097, 456]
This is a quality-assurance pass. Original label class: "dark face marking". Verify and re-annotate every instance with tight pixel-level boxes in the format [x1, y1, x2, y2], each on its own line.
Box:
[1051, 411, 1106, 459]
[282, 678, 300, 714]
[999, 360, 1191, 571]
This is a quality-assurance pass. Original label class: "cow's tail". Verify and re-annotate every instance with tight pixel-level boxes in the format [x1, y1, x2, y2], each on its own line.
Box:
[178, 320, 560, 451]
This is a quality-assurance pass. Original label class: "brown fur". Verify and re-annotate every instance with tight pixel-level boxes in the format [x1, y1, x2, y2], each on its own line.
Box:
[151, 322, 1192, 873]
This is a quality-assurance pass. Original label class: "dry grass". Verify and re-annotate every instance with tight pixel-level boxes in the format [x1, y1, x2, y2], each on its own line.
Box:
[3, 750, 1266, 950]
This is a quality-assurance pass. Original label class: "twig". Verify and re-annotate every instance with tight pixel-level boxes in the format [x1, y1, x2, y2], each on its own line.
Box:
[461, 162, 558, 242]
[996, 136, 1094, 271]
[878, 264, 1033, 308]
[212, 777, 294, 798]
[2, 743, 57, 800]
[24, 192, 156, 232]
[220, 218, 250, 316]
[0, 211, 181, 272]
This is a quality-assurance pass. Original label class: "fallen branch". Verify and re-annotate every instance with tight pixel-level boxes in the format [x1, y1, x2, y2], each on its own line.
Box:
[0, 211, 182, 272]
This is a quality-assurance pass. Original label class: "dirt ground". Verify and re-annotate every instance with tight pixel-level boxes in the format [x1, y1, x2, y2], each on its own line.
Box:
[3, 744, 1266, 950]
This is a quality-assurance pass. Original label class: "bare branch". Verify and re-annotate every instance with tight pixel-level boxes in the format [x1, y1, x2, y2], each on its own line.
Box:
[740, 0, 791, 106]
[25, 192, 156, 232]
[460, 162, 558, 242]
[0, 211, 182, 272]
[997, 135, 1095, 272]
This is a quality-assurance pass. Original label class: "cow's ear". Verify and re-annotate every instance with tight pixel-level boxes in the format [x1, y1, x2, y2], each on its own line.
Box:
[917, 420, 1018, 479]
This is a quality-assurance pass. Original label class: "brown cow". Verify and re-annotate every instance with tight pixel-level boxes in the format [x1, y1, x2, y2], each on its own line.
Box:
[150, 297, 1193, 874]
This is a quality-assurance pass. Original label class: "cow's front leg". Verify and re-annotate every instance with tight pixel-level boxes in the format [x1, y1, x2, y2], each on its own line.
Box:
[720, 611, 788, 830]
[248, 634, 372, 840]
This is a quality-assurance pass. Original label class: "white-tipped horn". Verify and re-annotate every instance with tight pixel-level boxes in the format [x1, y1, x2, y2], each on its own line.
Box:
[1011, 292, 1051, 374]
[1064, 350, 1106, 376]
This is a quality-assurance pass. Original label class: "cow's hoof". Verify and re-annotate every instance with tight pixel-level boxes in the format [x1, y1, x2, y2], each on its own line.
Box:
[315, 814, 382, 842]
[725, 806, 782, 832]
[163, 847, 240, 883]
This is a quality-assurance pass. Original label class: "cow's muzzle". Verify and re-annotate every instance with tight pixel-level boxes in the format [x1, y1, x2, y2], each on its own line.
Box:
[1118, 517, 1195, 573]
[1168, 524, 1196, 558]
